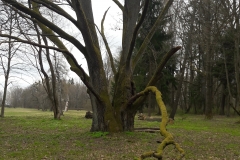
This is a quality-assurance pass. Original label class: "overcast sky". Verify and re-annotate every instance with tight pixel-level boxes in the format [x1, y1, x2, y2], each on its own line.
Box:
[0, 1, 123, 90]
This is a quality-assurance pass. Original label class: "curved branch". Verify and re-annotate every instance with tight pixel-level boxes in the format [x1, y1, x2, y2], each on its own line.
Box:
[98, 7, 117, 76]
[124, 46, 181, 111]
[2, 0, 87, 56]
[30, 2, 103, 103]
[129, 86, 184, 160]
[132, 0, 174, 69]
[147, 46, 181, 86]
[126, 0, 150, 68]
[112, 0, 124, 11]
[32, 0, 80, 28]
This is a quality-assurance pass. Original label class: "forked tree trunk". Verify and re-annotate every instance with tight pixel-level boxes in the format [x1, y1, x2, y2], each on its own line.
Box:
[2, 0, 176, 132]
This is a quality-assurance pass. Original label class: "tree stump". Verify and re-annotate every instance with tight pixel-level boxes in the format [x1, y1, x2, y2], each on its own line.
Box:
[85, 111, 93, 119]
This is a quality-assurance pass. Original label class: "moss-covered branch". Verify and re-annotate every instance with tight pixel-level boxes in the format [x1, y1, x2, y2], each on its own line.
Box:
[137, 86, 184, 160]
[30, 2, 102, 104]
[32, 0, 79, 28]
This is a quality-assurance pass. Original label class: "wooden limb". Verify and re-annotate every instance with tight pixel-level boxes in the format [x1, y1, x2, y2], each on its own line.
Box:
[112, 0, 124, 11]
[148, 46, 181, 86]
[137, 86, 184, 160]
[128, 46, 181, 111]
[132, 0, 174, 69]
[0, 34, 71, 53]
[30, 2, 103, 104]
[122, 91, 147, 111]
[32, 21, 53, 98]
[2, 0, 87, 56]
[98, 7, 117, 76]
[32, 0, 79, 28]
[126, 0, 150, 69]
[0, 34, 94, 99]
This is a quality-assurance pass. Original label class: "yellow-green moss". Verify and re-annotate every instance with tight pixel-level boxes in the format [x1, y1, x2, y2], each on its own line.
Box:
[138, 86, 185, 160]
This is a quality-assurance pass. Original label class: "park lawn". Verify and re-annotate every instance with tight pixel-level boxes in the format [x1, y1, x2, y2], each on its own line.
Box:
[0, 108, 240, 160]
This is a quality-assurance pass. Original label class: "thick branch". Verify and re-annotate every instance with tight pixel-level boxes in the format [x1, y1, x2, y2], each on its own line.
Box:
[30, 2, 102, 103]
[147, 46, 181, 86]
[32, 0, 80, 28]
[132, 86, 184, 160]
[125, 46, 181, 111]
[126, 0, 150, 68]
[112, 0, 124, 11]
[132, 0, 174, 69]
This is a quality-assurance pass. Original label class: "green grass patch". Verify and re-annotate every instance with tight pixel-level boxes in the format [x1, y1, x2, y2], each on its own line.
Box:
[0, 108, 240, 159]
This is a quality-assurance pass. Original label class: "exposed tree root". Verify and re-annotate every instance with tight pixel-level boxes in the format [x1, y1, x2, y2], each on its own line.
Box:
[138, 86, 185, 160]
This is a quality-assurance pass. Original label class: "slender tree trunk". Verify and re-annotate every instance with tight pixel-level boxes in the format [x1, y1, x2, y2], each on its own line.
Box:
[43, 37, 61, 119]
[202, 0, 213, 119]
[219, 82, 226, 115]
[1, 78, 9, 117]
[147, 50, 155, 117]
[170, 4, 196, 119]
[233, 0, 240, 113]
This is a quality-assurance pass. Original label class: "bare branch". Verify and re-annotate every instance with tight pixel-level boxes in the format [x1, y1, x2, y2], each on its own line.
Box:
[130, 46, 181, 111]
[97, 7, 117, 76]
[147, 46, 181, 86]
[32, 0, 80, 29]
[30, 1, 103, 103]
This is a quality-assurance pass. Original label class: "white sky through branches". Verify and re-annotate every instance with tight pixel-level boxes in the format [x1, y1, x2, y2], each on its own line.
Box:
[0, 1, 123, 90]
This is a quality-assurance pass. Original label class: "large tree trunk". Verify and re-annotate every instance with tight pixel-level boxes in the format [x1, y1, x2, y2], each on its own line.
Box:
[74, 0, 121, 132]
[110, 0, 141, 131]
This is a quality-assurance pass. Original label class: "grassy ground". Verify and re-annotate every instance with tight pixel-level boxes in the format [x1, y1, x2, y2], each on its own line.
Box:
[0, 108, 240, 160]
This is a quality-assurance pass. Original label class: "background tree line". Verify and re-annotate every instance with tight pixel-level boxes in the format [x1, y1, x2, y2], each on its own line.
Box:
[124, 0, 240, 119]
[2, 79, 90, 111]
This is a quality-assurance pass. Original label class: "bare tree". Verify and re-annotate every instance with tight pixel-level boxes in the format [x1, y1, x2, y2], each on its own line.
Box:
[0, 6, 19, 117]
